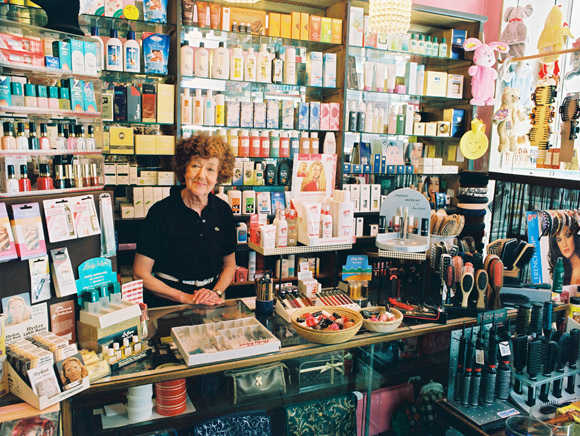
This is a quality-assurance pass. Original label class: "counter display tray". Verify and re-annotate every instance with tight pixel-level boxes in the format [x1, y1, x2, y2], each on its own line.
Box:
[171, 318, 281, 366]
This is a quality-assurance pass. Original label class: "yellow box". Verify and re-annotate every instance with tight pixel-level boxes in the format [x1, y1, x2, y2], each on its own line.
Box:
[331, 18, 342, 44]
[157, 84, 175, 124]
[156, 135, 175, 155]
[321, 17, 332, 43]
[291, 12, 300, 40]
[268, 12, 280, 37]
[281, 14, 292, 39]
[309, 15, 321, 42]
[300, 13, 309, 40]
[135, 135, 156, 154]
[423, 71, 448, 97]
[109, 127, 134, 154]
[229, 7, 266, 34]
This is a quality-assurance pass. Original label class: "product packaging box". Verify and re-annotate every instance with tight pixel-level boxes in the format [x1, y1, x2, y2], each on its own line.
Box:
[70, 39, 85, 74]
[432, 29, 467, 59]
[220, 7, 231, 31]
[266, 100, 280, 129]
[447, 74, 464, 99]
[126, 84, 142, 123]
[253, 102, 266, 128]
[405, 62, 417, 95]
[226, 101, 241, 127]
[281, 14, 292, 39]
[45, 56, 59, 68]
[113, 85, 127, 121]
[156, 136, 175, 154]
[306, 51, 323, 87]
[105, 0, 123, 17]
[157, 172, 175, 185]
[109, 127, 134, 154]
[135, 135, 156, 154]
[85, 0, 104, 15]
[0, 76, 11, 106]
[332, 18, 342, 44]
[329, 102, 340, 131]
[300, 13, 309, 40]
[320, 103, 330, 131]
[425, 122, 437, 136]
[348, 7, 363, 46]
[269, 13, 281, 37]
[443, 108, 466, 137]
[371, 184, 381, 212]
[350, 184, 360, 211]
[156, 84, 174, 124]
[310, 15, 321, 41]
[240, 102, 253, 128]
[52, 40, 71, 71]
[153, 187, 164, 204]
[309, 102, 320, 131]
[141, 84, 156, 122]
[321, 17, 332, 43]
[291, 12, 301, 40]
[424, 71, 448, 97]
[323, 53, 336, 88]
[281, 101, 294, 129]
[83, 81, 98, 112]
[298, 102, 309, 130]
[66, 79, 85, 112]
[143, 187, 154, 213]
[11, 203, 46, 260]
[243, 161, 254, 185]
[414, 122, 426, 136]
[233, 161, 243, 186]
[83, 41, 98, 75]
[437, 121, 451, 137]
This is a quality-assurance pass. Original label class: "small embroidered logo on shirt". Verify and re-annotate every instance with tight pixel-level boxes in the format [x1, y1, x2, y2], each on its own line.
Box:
[215, 226, 220, 231]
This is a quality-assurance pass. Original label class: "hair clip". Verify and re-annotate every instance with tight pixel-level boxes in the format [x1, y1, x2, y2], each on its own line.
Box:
[532, 85, 558, 106]
[529, 125, 552, 144]
[560, 93, 580, 122]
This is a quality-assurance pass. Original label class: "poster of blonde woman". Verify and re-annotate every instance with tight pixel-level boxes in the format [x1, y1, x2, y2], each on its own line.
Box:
[292, 154, 337, 197]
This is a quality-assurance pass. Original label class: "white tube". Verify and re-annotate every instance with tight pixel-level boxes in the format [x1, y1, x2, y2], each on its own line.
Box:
[375, 63, 385, 92]
[386, 63, 397, 93]
[303, 203, 321, 237]
[364, 62, 375, 91]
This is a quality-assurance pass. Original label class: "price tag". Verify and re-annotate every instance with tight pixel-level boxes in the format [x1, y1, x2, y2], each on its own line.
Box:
[499, 341, 511, 357]
[497, 408, 520, 418]
[124, 5, 140, 20]
[475, 349, 484, 365]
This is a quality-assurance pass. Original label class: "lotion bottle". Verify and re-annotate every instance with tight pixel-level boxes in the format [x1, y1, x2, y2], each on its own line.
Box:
[193, 89, 204, 124]
[323, 132, 336, 154]
[1, 122, 15, 150]
[227, 188, 242, 215]
[124, 31, 140, 72]
[204, 90, 215, 125]
[5, 165, 18, 193]
[180, 41, 194, 76]
[243, 190, 256, 214]
[89, 27, 104, 72]
[105, 29, 123, 72]
[230, 46, 244, 81]
[16, 122, 27, 150]
[276, 210, 288, 247]
[245, 47, 257, 82]
[39, 123, 50, 150]
[211, 42, 229, 79]
[215, 93, 225, 126]
[216, 186, 228, 203]
[271, 51, 283, 84]
[284, 47, 296, 85]
[181, 88, 193, 125]
[194, 42, 209, 77]
[257, 44, 271, 83]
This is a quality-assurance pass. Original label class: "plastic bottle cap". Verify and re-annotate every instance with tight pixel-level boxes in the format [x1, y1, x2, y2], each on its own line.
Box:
[127, 30, 136, 40]
[219, 42, 225, 48]
[199, 42, 204, 48]
[91, 27, 99, 36]
[110, 29, 118, 38]
[3, 121, 12, 132]
[182, 41, 189, 46]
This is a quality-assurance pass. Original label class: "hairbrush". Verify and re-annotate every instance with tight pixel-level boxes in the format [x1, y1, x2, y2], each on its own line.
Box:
[460, 271, 474, 308]
[472, 253, 484, 272]
[464, 236, 476, 254]
[445, 264, 455, 304]
[501, 238, 519, 269]
[543, 301, 553, 334]
[449, 245, 459, 257]
[530, 303, 544, 336]
[513, 244, 535, 270]
[487, 239, 506, 257]
[475, 270, 488, 309]
[488, 258, 504, 310]
[500, 293, 530, 307]
[452, 256, 464, 286]
[516, 304, 531, 335]
[569, 329, 580, 369]
[513, 335, 528, 375]
[484, 254, 500, 271]
[528, 338, 542, 381]
[463, 262, 474, 275]
[440, 254, 452, 301]
[556, 333, 571, 373]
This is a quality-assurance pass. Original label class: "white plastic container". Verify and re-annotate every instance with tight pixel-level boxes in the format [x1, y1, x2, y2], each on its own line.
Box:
[276, 211, 288, 247]
[228, 189, 242, 215]
[211, 42, 229, 80]
[124, 31, 140, 73]
[245, 47, 257, 82]
[204, 90, 215, 126]
[230, 46, 244, 81]
[257, 44, 271, 83]
[193, 89, 204, 125]
[180, 41, 194, 76]
[181, 89, 192, 125]
[243, 190, 256, 215]
[194, 42, 209, 78]
[127, 405, 153, 422]
[105, 29, 123, 72]
[284, 47, 296, 85]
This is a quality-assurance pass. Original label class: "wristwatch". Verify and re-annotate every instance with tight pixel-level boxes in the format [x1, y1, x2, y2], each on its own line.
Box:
[214, 289, 224, 298]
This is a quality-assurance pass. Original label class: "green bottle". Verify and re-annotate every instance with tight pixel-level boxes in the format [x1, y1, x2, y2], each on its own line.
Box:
[552, 257, 565, 293]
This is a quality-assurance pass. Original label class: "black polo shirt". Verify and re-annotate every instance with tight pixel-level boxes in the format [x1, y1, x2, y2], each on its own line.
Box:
[137, 186, 236, 281]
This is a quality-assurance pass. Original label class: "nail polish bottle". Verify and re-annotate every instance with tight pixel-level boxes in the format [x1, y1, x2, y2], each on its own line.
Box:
[85, 289, 100, 313]
[55, 124, 66, 150]
[1, 122, 16, 150]
[107, 348, 116, 364]
[37, 163, 54, 190]
[15, 122, 27, 150]
[28, 122, 39, 150]
[86, 125, 96, 150]
[90, 163, 99, 186]
[73, 164, 83, 188]
[75, 125, 86, 150]
[83, 164, 91, 187]
[39, 123, 50, 150]
[122, 337, 131, 358]
[64, 164, 74, 188]
[132, 335, 142, 353]
[5, 164, 18, 194]
[54, 165, 67, 189]
[24, 84, 37, 107]
[18, 164, 31, 192]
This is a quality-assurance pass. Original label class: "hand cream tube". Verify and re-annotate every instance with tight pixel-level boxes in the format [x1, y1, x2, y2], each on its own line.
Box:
[386, 63, 397, 93]
[375, 63, 385, 92]
[182, 0, 195, 25]
[261, 224, 276, 248]
[303, 202, 321, 237]
[363, 62, 375, 91]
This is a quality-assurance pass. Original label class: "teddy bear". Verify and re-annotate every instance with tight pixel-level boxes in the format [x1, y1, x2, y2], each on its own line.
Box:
[493, 87, 528, 153]
[464, 38, 510, 106]
[500, 4, 534, 58]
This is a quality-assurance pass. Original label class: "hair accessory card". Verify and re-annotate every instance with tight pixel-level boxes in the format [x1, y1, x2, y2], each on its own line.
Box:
[50, 248, 77, 297]
[0, 203, 17, 262]
[99, 193, 116, 258]
[11, 203, 46, 260]
[43, 198, 77, 243]
[70, 196, 101, 238]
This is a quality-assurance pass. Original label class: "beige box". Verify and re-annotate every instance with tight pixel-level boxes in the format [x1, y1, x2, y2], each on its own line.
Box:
[424, 71, 448, 97]
[163, 187, 171, 198]
[153, 187, 164, 205]
[135, 135, 156, 154]
[157, 171, 175, 186]
[370, 184, 381, 212]
[414, 122, 426, 136]
[129, 165, 138, 185]
[360, 184, 370, 212]
[350, 184, 360, 212]
[135, 204, 145, 218]
[132, 187, 144, 208]
[143, 187, 154, 213]
[105, 174, 116, 185]
[104, 164, 116, 175]
[425, 122, 438, 136]
[156, 136, 175, 155]
[116, 163, 130, 174]
[156, 84, 175, 124]
[120, 204, 135, 219]
[116, 174, 129, 185]
[437, 121, 451, 137]
[447, 74, 464, 99]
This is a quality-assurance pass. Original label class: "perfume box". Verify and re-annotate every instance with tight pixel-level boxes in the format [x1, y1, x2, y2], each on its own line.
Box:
[329, 102, 340, 131]
[70, 39, 85, 74]
[309, 102, 320, 131]
[320, 103, 330, 131]
[127, 84, 142, 123]
[113, 85, 127, 122]
[142, 84, 156, 123]
[240, 102, 253, 128]
[281, 101, 294, 129]
[253, 102, 266, 128]
[298, 102, 309, 130]
[156, 84, 174, 124]
[323, 53, 336, 88]
[306, 51, 323, 87]
[267, 100, 280, 129]
[226, 101, 241, 127]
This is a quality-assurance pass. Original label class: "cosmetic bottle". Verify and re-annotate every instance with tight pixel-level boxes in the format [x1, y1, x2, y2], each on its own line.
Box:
[90, 163, 99, 186]
[373, 108, 380, 133]
[432, 37, 439, 57]
[364, 104, 373, 133]
[323, 132, 336, 154]
[113, 342, 122, 361]
[231, 21, 238, 32]
[260, 130, 270, 157]
[18, 164, 31, 192]
[279, 132, 290, 157]
[106, 29, 123, 71]
[55, 124, 66, 150]
[54, 165, 66, 189]
[276, 210, 288, 247]
[10, 82, 24, 107]
[99, 285, 110, 309]
[89, 27, 104, 72]
[228, 188, 242, 215]
[132, 335, 142, 353]
[16, 122, 27, 150]
[204, 90, 215, 126]
[272, 51, 284, 84]
[425, 36, 432, 56]
[211, 42, 229, 79]
[388, 104, 398, 134]
[1, 122, 15, 150]
[28, 122, 39, 150]
[254, 163, 264, 186]
[194, 42, 209, 77]
[122, 337, 131, 358]
[85, 289, 100, 314]
[48, 86, 59, 109]
[356, 101, 365, 133]
[180, 41, 194, 76]
[192, 89, 204, 125]
[215, 93, 225, 126]
[418, 34, 425, 55]
[67, 124, 76, 150]
[59, 87, 71, 110]
[24, 84, 37, 107]
[242, 190, 256, 214]
[64, 164, 74, 188]
[237, 221, 247, 243]
[239, 129, 250, 157]
[110, 283, 122, 304]
[245, 47, 257, 82]
[439, 38, 448, 57]
[76, 125, 86, 150]
[230, 46, 244, 81]
[310, 132, 319, 154]
[37, 163, 54, 190]
[124, 30, 140, 73]
[257, 44, 271, 83]
[181, 88, 193, 125]
[80, 164, 89, 187]
[270, 132, 280, 157]
[289, 132, 299, 158]
[250, 130, 261, 157]
[348, 102, 357, 132]
[410, 34, 418, 54]
[5, 165, 18, 194]
[73, 164, 83, 188]
[321, 205, 333, 238]
[299, 132, 310, 154]
[36, 85, 48, 109]
[227, 129, 239, 155]
[278, 160, 290, 185]
[284, 47, 296, 85]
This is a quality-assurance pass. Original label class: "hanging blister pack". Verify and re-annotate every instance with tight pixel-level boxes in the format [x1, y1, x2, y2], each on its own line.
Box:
[99, 193, 116, 258]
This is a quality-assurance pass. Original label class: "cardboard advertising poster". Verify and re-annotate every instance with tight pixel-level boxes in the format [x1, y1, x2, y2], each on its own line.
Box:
[291, 154, 337, 198]
[1, 294, 49, 345]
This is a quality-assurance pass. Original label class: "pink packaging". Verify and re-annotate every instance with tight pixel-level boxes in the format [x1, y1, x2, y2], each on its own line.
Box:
[10, 203, 46, 260]
[0, 203, 17, 262]
[320, 103, 330, 131]
[329, 103, 340, 131]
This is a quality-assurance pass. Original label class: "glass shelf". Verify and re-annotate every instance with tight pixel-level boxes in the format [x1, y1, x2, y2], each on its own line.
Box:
[347, 45, 473, 68]
[181, 124, 338, 133]
[344, 171, 459, 176]
[0, 185, 104, 198]
[0, 106, 101, 120]
[182, 25, 340, 53]
[0, 4, 46, 28]
[0, 17, 94, 41]
[101, 71, 173, 84]
[0, 62, 100, 81]
[345, 130, 460, 141]
[79, 14, 175, 33]
[346, 88, 468, 105]
[104, 120, 173, 126]
[0, 149, 103, 157]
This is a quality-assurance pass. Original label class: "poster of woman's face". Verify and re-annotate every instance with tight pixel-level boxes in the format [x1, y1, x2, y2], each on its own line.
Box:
[383, 141, 405, 165]
[405, 142, 423, 166]
[2, 293, 32, 326]
[56, 353, 88, 390]
[549, 225, 580, 286]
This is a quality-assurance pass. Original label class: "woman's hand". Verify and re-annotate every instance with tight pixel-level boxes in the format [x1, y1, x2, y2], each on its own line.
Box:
[189, 288, 224, 306]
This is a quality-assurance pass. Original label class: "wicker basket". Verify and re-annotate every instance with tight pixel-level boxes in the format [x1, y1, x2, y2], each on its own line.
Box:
[291, 307, 363, 344]
[361, 307, 403, 333]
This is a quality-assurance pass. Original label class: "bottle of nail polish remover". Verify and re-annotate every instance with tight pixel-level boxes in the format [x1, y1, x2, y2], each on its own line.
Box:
[39, 123, 50, 149]
[15, 122, 27, 150]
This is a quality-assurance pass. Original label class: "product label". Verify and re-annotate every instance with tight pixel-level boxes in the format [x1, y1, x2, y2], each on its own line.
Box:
[259, 58, 268, 81]
[214, 53, 226, 77]
[216, 105, 224, 125]
[273, 62, 283, 82]
[245, 199, 254, 214]
[246, 59, 256, 80]
[125, 47, 139, 71]
[107, 44, 122, 67]
[233, 58, 242, 79]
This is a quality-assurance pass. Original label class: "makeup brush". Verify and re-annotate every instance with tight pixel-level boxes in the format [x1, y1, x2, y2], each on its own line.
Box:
[475, 270, 488, 309]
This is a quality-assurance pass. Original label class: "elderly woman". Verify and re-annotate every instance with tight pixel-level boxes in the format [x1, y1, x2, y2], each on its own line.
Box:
[134, 134, 236, 307]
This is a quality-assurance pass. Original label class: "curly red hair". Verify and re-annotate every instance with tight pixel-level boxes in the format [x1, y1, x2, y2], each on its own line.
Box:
[173, 134, 235, 184]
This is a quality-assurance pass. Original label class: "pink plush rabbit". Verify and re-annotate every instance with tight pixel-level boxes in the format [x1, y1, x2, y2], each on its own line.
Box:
[464, 38, 509, 106]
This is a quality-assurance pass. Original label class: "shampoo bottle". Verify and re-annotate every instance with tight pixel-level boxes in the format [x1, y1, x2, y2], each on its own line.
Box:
[276, 210, 288, 247]
[105, 29, 123, 72]
[254, 163, 264, 186]
[204, 90, 215, 126]
[323, 132, 336, 154]
[215, 93, 225, 126]
[272, 51, 284, 84]
[181, 89, 193, 125]
[193, 89, 204, 124]
[245, 47, 257, 82]
[124, 31, 140, 73]
[230, 46, 244, 81]
[194, 42, 209, 77]
[89, 27, 104, 72]
[284, 47, 296, 85]
[237, 222, 247, 243]
[211, 42, 229, 79]
[227, 188, 242, 215]
[257, 44, 271, 83]
[243, 190, 256, 214]
[216, 186, 228, 203]
[180, 41, 194, 76]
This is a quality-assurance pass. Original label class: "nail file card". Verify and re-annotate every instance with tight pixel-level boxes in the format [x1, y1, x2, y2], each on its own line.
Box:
[0, 203, 17, 262]
[29, 255, 51, 304]
[11, 203, 47, 260]
[99, 193, 116, 258]
[50, 248, 77, 297]
[70, 195, 101, 237]
[43, 198, 77, 243]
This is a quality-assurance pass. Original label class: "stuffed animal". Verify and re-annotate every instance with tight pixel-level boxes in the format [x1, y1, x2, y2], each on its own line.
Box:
[510, 61, 534, 108]
[500, 4, 534, 58]
[537, 5, 574, 78]
[464, 38, 510, 106]
[493, 87, 528, 153]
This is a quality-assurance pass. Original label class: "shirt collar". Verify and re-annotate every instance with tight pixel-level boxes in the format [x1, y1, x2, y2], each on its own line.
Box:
[170, 186, 217, 213]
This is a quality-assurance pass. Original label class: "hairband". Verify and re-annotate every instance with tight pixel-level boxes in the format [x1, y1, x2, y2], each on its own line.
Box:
[457, 195, 488, 204]
[458, 187, 488, 195]
[457, 203, 488, 210]
[457, 208, 487, 217]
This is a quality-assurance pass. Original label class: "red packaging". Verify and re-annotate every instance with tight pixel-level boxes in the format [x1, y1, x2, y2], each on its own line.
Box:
[156, 394, 187, 407]
[156, 379, 185, 388]
[156, 401, 187, 416]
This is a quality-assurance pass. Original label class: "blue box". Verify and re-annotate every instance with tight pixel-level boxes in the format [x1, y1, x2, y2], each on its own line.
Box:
[66, 79, 85, 112]
[70, 38, 85, 74]
[443, 108, 467, 137]
[309, 102, 320, 131]
[0, 76, 11, 106]
[387, 165, 395, 174]
[52, 40, 71, 70]
[352, 164, 362, 174]
[298, 102, 309, 130]
[381, 156, 387, 174]
[450, 29, 467, 60]
[396, 165, 406, 174]
[373, 154, 381, 173]
[406, 165, 414, 174]
[45, 56, 60, 69]
[363, 164, 372, 174]
[343, 163, 352, 174]
[83, 81, 98, 112]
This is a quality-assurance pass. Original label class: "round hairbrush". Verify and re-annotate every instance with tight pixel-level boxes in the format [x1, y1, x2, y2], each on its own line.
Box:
[489, 258, 504, 310]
